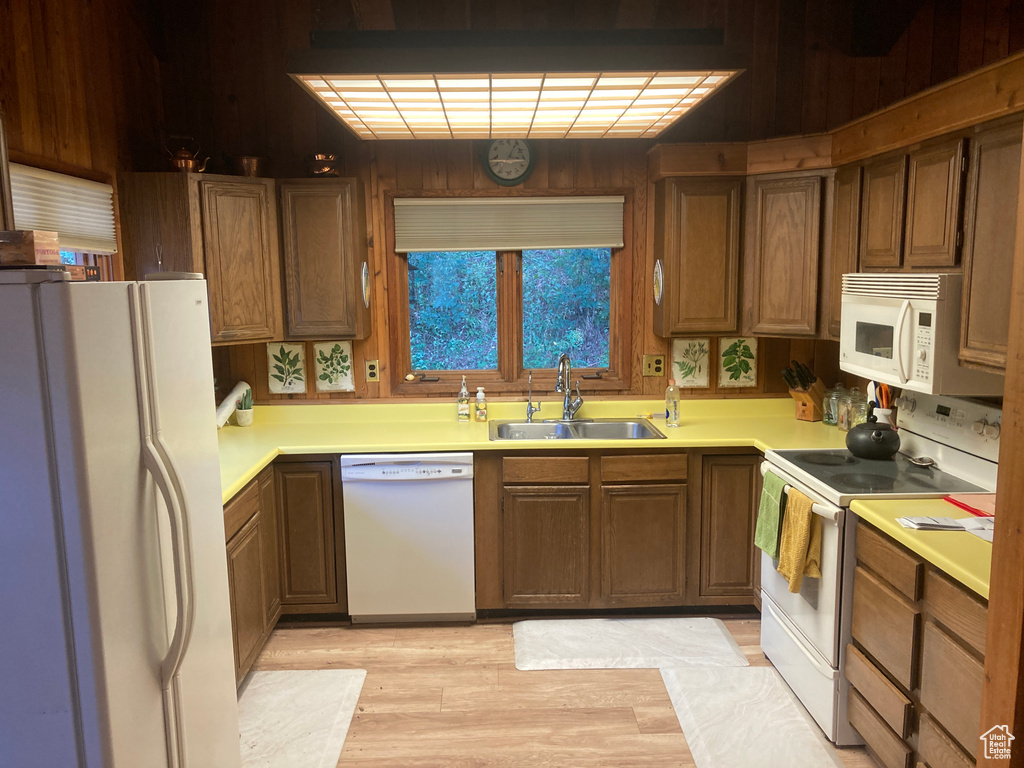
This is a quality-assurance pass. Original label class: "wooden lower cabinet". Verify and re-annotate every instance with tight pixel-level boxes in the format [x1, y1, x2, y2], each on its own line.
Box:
[696, 453, 762, 599]
[846, 519, 987, 767]
[503, 484, 590, 607]
[224, 465, 280, 685]
[600, 484, 686, 605]
[478, 449, 760, 612]
[275, 459, 347, 613]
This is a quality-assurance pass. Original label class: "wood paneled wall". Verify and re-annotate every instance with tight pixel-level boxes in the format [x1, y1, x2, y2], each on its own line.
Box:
[0, 0, 163, 180]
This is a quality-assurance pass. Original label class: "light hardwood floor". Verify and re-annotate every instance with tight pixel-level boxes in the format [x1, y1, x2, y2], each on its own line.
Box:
[251, 618, 879, 767]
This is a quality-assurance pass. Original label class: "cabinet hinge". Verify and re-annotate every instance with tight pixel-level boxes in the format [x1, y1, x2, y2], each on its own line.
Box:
[961, 155, 968, 174]
[956, 229, 963, 249]
[501, 497, 504, 512]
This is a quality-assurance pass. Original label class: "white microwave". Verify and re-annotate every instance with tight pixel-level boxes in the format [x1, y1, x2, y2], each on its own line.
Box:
[839, 273, 1003, 396]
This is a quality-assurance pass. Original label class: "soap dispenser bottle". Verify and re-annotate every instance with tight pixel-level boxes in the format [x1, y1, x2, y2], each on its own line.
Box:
[457, 376, 470, 422]
[474, 386, 488, 422]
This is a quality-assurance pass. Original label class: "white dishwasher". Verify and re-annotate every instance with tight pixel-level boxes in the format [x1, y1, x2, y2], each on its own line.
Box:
[341, 452, 476, 623]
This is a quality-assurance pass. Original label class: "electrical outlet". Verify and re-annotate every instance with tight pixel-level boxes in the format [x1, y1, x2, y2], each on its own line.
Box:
[364, 359, 379, 382]
[642, 354, 666, 377]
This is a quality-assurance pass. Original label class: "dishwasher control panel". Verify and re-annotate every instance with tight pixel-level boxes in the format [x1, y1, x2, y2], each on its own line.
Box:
[340, 453, 475, 482]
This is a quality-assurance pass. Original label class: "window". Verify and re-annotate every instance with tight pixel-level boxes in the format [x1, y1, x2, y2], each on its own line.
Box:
[394, 246, 629, 393]
[389, 193, 632, 393]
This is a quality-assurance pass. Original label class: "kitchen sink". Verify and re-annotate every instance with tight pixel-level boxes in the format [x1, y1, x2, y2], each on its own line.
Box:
[489, 418, 666, 441]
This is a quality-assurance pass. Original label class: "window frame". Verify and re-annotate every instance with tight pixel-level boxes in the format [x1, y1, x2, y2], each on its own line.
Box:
[385, 189, 634, 396]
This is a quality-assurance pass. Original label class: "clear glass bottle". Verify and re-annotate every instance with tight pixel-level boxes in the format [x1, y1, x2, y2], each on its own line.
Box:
[837, 393, 854, 432]
[665, 379, 680, 427]
[457, 376, 470, 422]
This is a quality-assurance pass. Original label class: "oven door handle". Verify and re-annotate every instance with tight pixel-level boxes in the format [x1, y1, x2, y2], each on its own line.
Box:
[760, 463, 841, 523]
[893, 299, 912, 385]
[762, 598, 838, 681]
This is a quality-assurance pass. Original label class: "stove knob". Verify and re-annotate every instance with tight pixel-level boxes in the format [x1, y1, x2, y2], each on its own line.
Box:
[984, 422, 1001, 439]
[894, 396, 916, 413]
[972, 419, 988, 435]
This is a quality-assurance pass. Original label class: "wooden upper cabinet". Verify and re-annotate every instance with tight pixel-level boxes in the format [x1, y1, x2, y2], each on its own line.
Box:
[117, 173, 283, 345]
[202, 178, 282, 343]
[653, 177, 742, 336]
[743, 173, 823, 336]
[825, 165, 862, 339]
[279, 178, 371, 339]
[904, 138, 966, 269]
[960, 119, 1023, 371]
[860, 155, 907, 269]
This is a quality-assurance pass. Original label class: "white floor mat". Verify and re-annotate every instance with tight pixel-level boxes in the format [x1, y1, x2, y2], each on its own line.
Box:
[238, 669, 366, 768]
[513, 617, 749, 670]
[661, 667, 843, 768]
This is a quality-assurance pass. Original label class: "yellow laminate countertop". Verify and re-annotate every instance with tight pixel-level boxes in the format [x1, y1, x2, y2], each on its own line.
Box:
[850, 498, 991, 599]
[218, 398, 846, 503]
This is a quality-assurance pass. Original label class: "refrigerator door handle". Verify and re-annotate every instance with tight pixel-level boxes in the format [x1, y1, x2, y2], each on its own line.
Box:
[129, 285, 194, 767]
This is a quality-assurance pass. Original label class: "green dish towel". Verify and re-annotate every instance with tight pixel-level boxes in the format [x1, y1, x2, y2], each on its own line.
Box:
[754, 470, 788, 559]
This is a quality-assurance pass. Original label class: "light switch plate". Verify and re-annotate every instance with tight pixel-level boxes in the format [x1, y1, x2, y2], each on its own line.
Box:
[642, 354, 666, 377]
[364, 359, 379, 382]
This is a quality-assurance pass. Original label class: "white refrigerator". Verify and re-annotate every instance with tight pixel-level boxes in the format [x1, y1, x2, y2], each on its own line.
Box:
[0, 270, 241, 767]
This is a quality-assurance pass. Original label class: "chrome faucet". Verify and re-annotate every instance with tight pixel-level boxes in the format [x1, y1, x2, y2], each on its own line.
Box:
[525, 370, 542, 423]
[555, 353, 584, 420]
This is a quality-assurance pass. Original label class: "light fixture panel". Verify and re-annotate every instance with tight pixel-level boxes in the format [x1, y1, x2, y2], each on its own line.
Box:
[296, 69, 738, 139]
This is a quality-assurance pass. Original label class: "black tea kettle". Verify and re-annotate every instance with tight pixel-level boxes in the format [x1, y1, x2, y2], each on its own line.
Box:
[846, 402, 901, 460]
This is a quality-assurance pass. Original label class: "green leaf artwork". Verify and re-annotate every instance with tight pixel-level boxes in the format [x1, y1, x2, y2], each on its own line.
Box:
[266, 343, 306, 393]
[671, 338, 710, 387]
[314, 341, 355, 392]
[718, 337, 757, 387]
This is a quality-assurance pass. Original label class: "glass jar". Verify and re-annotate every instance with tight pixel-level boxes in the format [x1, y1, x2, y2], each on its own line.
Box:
[837, 394, 854, 432]
[850, 399, 868, 428]
[823, 384, 844, 426]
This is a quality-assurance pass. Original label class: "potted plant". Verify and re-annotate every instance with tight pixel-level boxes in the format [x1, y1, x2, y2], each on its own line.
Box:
[235, 388, 254, 427]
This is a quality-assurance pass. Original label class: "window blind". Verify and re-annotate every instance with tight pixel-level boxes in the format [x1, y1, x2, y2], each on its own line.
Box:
[10, 163, 117, 254]
[393, 196, 625, 252]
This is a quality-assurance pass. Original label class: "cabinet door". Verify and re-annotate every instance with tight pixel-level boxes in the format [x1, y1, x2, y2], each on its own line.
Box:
[653, 178, 742, 336]
[699, 455, 761, 597]
[905, 138, 965, 268]
[826, 165, 862, 339]
[201, 178, 282, 343]
[960, 120, 1022, 371]
[226, 512, 267, 683]
[600, 484, 686, 605]
[744, 174, 822, 336]
[257, 466, 281, 625]
[860, 155, 907, 269]
[275, 462, 338, 608]
[503, 485, 589, 607]
[279, 179, 370, 339]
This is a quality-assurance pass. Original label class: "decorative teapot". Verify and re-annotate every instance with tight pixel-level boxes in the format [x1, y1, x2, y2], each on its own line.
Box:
[846, 402, 901, 460]
[165, 136, 208, 173]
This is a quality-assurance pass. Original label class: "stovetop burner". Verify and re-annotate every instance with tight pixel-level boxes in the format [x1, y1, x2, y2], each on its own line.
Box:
[835, 473, 899, 491]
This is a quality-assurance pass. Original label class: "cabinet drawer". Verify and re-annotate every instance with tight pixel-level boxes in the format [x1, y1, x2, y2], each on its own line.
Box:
[845, 644, 913, 738]
[600, 454, 687, 483]
[852, 566, 920, 690]
[503, 456, 589, 484]
[924, 569, 987, 655]
[920, 622, 983, 756]
[918, 714, 975, 768]
[224, 480, 260, 542]
[847, 688, 912, 768]
[857, 524, 923, 601]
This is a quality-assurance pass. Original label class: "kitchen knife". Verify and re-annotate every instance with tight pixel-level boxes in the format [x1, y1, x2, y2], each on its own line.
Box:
[788, 362, 808, 389]
[782, 368, 801, 390]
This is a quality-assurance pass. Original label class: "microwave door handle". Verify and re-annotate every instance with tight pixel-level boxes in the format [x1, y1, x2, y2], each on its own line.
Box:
[893, 299, 912, 385]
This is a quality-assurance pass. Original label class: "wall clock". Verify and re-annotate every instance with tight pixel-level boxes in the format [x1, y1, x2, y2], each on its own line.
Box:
[483, 139, 534, 186]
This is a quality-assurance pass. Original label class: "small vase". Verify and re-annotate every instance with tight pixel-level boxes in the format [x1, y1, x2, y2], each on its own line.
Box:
[235, 408, 254, 427]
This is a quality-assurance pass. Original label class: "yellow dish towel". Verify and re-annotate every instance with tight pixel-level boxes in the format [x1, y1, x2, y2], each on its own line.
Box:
[777, 488, 822, 593]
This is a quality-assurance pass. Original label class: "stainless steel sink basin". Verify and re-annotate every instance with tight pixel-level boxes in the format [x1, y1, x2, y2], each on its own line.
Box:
[571, 420, 665, 440]
[492, 422, 576, 440]
[489, 418, 666, 441]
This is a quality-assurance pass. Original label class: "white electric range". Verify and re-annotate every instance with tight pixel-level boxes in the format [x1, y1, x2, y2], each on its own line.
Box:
[759, 393, 1001, 745]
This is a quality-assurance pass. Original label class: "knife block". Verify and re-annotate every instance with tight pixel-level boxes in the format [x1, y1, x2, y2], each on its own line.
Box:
[789, 380, 825, 422]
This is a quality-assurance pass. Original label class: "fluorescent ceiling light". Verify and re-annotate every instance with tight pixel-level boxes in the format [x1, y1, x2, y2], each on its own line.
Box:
[294, 69, 739, 140]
